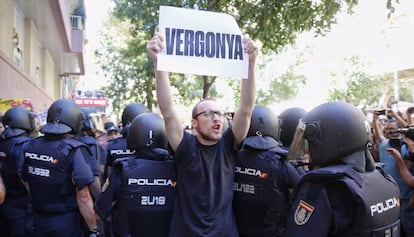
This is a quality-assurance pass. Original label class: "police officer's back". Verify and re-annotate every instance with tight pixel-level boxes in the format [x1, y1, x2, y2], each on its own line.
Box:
[95, 112, 176, 237]
[20, 99, 98, 237]
[0, 107, 34, 237]
[283, 101, 400, 237]
[78, 108, 104, 199]
[103, 103, 149, 181]
[233, 105, 301, 237]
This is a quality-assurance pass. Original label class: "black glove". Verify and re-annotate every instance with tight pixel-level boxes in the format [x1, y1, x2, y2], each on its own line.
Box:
[88, 229, 100, 237]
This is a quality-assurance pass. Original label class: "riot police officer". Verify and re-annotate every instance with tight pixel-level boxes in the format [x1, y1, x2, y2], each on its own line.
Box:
[103, 102, 149, 180]
[0, 107, 34, 237]
[233, 105, 301, 237]
[78, 108, 104, 199]
[20, 99, 98, 237]
[283, 101, 400, 237]
[95, 112, 176, 237]
[77, 108, 106, 236]
[102, 102, 149, 237]
[278, 107, 308, 174]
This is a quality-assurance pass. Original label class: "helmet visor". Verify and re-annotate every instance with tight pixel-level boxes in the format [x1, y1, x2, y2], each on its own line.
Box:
[287, 119, 308, 162]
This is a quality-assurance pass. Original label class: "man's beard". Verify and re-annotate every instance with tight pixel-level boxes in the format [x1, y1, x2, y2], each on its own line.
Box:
[197, 129, 222, 142]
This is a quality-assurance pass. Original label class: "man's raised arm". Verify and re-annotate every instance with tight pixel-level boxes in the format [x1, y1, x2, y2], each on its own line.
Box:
[232, 36, 258, 146]
[147, 32, 183, 152]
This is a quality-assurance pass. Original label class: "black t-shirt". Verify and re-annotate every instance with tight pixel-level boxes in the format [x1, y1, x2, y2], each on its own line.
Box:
[169, 129, 239, 237]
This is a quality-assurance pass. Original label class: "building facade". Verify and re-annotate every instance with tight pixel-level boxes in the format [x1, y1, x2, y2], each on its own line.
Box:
[0, 0, 85, 114]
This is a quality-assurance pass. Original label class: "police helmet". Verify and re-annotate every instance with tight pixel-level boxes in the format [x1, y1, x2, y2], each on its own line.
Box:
[81, 108, 97, 131]
[2, 107, 34, 137]
[121, 103, 149, 128]
[299, 101, 371, 167]
[243, 105, 280, 150]
[41, 99, 83, 135]
[279, 107, 306, 147]
[127, 112, 167, 150]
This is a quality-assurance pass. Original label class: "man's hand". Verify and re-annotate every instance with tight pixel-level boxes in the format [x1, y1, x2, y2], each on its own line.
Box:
[386, 148, 403, 162]
[146, 32, 164, 64]
[243, 35, 258, 64]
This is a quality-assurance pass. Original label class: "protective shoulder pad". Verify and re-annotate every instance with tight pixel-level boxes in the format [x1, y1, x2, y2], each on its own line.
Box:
[63, 137, 88, 149]
[300, 164, 363, 187]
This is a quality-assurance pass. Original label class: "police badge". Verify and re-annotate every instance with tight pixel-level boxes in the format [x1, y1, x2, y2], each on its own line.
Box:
[294, 200, 314, 225]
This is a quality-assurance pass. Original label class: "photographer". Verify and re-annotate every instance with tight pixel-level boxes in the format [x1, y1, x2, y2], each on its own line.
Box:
[372, 109, 414, 236]
[387, 129, 414, 237]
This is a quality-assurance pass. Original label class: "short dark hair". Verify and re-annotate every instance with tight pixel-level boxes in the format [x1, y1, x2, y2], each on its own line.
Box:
[192, 98, 216, 118]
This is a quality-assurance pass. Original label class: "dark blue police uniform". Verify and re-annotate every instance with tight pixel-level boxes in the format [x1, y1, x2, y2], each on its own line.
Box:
[283, 164, 400, 237]
[0, 134, 32, 237]
[77, 135, 102, 179]
[104, 137, 134, 180]
[102, 136, 135, 237]
[21, 135, 94, 237]
[233, 147, 301, 237]
[95, 149, 176, 237]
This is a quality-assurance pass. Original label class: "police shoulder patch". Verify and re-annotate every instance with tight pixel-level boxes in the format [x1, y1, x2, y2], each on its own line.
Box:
[294, 200, 315, 225]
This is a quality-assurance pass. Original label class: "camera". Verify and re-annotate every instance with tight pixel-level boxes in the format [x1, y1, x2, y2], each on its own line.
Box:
[392, 127, 414, 141]
[374, 109, 386, 115]
[389, 137, 403, 149]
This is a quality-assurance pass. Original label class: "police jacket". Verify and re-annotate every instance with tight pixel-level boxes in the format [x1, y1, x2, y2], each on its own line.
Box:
[103, 137, 135, 180]
[233, 147, 301, 237]
[77, 135, 101, 177]
[95, 148, 176, 237]
[21, 135, 94, 214]
[283, 164, 400, 237]
[0, 134, 31, 208]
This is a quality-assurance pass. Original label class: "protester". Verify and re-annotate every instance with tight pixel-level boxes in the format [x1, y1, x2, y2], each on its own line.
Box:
[21, 99, 98, 237]
[387, 130, 414, 237]
[283, 101, 400, 237]
[95, 112, 176, 237]
[147, 31, 258, 236]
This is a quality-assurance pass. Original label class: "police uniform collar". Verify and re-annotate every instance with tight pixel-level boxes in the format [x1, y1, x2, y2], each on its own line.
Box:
[1, 127, 26, 138]
[135, 148, 170, 161]
[242, 136, 280, 150]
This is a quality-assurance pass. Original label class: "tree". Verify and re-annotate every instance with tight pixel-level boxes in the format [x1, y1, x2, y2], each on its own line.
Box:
[97, 0, 399, 112]
[328, 56, 392, 109]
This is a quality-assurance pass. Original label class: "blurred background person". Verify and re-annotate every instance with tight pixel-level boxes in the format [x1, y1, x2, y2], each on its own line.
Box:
[29, 113, 42, 138]
[372, 108, 413, 236]
[387, 128, 414, 237]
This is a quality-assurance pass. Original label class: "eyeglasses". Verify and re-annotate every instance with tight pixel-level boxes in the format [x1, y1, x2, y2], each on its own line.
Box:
[193, 110, 226, 119]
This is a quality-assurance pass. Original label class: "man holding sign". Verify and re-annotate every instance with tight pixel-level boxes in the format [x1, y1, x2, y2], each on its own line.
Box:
[147, 6, 258, 237]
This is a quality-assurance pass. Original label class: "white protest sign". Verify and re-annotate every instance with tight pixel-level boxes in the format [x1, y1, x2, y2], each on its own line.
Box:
[158, 6, 248, 78]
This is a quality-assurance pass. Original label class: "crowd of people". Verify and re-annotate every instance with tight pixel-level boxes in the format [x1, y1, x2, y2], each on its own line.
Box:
[0, 33, 412, 237]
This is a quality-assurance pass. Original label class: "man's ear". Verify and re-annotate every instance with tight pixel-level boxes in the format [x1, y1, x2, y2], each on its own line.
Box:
[191, 118, 197, 129]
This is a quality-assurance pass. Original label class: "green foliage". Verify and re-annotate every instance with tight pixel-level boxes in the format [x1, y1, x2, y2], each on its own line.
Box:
[327, 55, 388, 108]
[96, 0, 399, 113]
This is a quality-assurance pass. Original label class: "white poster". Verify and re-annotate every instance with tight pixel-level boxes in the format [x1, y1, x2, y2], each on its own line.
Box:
[158, 6, 248, 79]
